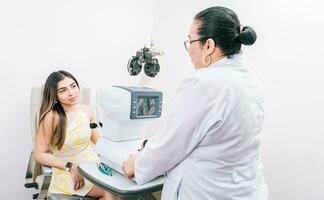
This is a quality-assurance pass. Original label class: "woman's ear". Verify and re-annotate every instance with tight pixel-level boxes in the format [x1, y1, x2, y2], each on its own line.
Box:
[204, 38, 216, 54]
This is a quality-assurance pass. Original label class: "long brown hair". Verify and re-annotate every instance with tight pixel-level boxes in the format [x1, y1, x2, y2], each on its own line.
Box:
[38, 70, 79, 149]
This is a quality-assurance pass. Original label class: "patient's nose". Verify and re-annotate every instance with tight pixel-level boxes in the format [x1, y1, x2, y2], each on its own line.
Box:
[67, 88, 73, 96]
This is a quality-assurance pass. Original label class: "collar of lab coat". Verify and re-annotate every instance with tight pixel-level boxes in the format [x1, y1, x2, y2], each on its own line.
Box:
[195, 54, 244, 72]
[211, 54, 243, 68]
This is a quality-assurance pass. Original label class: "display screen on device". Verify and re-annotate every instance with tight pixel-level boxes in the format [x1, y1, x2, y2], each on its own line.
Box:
[136, 96, 157, 117]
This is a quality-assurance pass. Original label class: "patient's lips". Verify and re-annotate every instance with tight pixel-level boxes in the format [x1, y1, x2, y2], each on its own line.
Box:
[68, 96, 77, 103]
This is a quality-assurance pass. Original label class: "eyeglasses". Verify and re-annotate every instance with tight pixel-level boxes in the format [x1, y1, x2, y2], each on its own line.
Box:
[184, 38, 203, 51]
[97, 162, 113, 176]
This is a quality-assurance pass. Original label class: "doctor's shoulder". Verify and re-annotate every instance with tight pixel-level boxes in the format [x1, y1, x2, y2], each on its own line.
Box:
[192, 68, 230, 86]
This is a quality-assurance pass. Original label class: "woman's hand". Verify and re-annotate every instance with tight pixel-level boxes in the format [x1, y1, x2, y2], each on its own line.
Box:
[122, 154, 137, 179]
[70, 164, 85, 191]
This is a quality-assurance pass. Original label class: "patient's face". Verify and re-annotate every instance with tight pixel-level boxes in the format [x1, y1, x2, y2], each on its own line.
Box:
[56, 77, 80, 106]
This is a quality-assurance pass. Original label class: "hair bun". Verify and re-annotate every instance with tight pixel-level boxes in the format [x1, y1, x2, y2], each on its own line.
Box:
[238, 26, 257, 45]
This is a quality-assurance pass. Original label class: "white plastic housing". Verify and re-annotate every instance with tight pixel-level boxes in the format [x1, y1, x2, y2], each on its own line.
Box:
[97, 86, 145, 141]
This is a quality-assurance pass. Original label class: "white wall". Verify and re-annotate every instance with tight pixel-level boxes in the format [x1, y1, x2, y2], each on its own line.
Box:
[244, 1, 324, 199]
[1, 0, 323, 199]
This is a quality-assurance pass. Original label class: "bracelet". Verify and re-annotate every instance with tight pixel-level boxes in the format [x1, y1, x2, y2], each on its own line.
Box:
[90, 122, 103, 129]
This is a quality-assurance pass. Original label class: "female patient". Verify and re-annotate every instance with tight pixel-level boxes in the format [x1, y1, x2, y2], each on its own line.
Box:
[34, 70, 119, 200]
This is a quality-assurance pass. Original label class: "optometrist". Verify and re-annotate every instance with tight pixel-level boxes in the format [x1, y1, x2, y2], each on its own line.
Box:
[123, 6, 269, 200]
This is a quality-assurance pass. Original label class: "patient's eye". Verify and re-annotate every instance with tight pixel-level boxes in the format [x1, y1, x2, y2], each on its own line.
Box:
[58, 89, 66, 93]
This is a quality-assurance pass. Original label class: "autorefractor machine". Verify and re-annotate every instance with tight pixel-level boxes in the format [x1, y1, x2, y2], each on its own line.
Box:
[95, 86, 162, 177]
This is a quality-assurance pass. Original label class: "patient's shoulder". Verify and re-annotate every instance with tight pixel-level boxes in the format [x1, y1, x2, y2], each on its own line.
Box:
[80, 104, 94, 119]
[42, 110, 59, 123]
[80, 104, 91, 113]
[80, 103, 90, 109]
[38, 110, 59, 136]
[44, 110, 59, 125]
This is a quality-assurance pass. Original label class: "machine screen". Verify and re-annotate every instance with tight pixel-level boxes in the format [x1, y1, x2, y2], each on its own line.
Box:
[136, 96, 157, 117]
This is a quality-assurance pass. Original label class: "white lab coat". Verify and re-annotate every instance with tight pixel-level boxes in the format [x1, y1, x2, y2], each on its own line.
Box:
[135, 55, 269, 200]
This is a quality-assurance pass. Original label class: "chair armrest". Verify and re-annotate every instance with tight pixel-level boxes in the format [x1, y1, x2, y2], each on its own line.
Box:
[41, 165, 52, 176]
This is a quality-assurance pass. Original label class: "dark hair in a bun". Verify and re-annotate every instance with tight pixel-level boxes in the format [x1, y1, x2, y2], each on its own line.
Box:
[195, 6, 257, 58]
[237, 26, 257, 45]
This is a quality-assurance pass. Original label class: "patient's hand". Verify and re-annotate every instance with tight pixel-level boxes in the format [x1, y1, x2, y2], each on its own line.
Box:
[70, 164, 85, 191]
[122, 154, 137, 179]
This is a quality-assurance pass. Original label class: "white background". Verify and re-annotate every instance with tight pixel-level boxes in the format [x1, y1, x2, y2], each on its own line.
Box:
[0, 0, 323, 199]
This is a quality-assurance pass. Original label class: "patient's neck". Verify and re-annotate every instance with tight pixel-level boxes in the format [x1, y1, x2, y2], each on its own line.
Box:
[62, 104, 79, 114]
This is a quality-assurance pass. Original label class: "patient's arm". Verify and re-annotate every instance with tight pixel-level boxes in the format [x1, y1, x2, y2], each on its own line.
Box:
[33, 111, 85, 190]
[88, 106, 101, 145]
[33, 111, 67, 170]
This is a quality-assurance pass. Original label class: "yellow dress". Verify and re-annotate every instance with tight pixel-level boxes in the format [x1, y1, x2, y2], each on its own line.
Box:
[48, 108, 99, 196]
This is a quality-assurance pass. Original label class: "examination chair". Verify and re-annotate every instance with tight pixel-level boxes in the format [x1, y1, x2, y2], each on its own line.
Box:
[24, 86, 96, 200]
